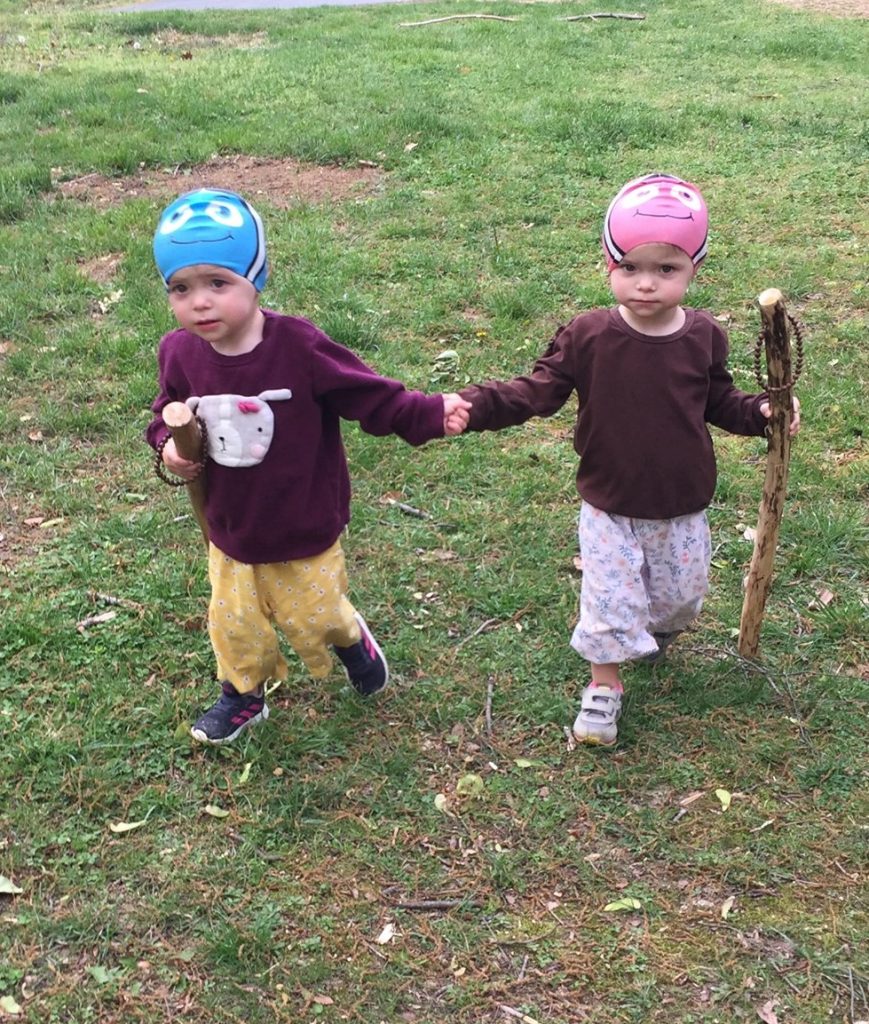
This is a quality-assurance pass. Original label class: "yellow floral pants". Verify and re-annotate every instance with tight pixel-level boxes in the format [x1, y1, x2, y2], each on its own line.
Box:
[207, 539, 361, 693]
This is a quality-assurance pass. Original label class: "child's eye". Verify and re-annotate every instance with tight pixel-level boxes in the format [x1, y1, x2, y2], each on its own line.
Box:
[661, 265, 675, 274]
[620, 263, 636, 272]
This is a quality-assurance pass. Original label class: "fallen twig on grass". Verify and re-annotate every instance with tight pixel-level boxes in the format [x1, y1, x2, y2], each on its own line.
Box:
[680, 643, 779, 683]
[76, 610, 118, 632]
[384, 497, 431, 519]
[400, 11, 642, 27]
[88, 590, 145, 613]
[401, 13, 520, 26]
[493, 926, 555, 947]
[485, 674, 495, 736]
[562, 11, 645, 20]
[500, 1005, 545, 1024]
[455, 616, 501, 648]
[681, 643, 814, 745]
[392, 898, 482, 910]
[455, 604, 531, 649]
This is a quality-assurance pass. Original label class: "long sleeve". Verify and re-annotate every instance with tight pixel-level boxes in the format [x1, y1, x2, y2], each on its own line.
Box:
[460, 325, 578, 432]
[307, 331, 444, 446]
[704, 329, 768, 436]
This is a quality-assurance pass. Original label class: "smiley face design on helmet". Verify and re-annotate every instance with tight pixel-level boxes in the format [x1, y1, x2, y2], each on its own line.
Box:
[153, 188, 269, 291]
[618, 178, 703, 220]
[160, 196, 246, 243]
[602, 173, 709, 270]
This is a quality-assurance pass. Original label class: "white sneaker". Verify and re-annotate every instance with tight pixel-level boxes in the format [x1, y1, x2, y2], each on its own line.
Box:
[572, 684, 623, 747]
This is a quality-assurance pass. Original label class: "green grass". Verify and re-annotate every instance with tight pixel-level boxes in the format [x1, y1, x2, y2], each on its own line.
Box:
[1, 0, 867, 1022]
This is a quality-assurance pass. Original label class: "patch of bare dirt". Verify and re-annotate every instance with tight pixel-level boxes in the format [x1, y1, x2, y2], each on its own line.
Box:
[77, 252, 124, 284]
[54, 154, 383, 209]
[767, 0, 867, 15]
[134, 28, 270, 51]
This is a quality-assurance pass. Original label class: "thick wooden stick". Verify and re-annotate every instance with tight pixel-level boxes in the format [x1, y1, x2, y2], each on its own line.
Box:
[162, 401, 209, 549]
[737, 289, 794, 659]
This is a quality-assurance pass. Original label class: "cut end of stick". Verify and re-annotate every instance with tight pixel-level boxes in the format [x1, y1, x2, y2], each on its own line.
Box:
[757, 288, 783, 310]
[162, 401, 194, 429]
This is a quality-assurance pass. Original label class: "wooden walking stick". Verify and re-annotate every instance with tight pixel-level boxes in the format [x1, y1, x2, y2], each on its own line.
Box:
[161, 401, 210, 549]
[738, 288, 804, 659]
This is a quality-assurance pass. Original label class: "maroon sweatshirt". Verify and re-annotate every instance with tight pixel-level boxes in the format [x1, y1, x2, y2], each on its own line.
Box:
[460, 307, 768, 520]
[147, 310, 444, 562]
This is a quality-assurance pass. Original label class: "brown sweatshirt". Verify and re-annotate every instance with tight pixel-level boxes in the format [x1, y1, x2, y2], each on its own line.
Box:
[460, 307, 768, 520]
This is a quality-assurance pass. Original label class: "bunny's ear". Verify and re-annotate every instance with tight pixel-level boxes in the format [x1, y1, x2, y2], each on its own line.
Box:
[258, 389, 293, 403]
[185, 396, 201, 413]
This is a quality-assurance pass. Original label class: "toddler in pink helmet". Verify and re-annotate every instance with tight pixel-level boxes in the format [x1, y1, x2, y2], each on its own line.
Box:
[459, 173, 800, 747]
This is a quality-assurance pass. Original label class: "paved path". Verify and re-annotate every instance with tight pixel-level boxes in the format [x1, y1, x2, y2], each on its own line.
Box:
[115, 0, 414, 9]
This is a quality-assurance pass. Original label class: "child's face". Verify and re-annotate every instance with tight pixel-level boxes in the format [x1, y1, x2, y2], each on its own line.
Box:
[167, 264, 260, 351]
[608, 243, 696, 330]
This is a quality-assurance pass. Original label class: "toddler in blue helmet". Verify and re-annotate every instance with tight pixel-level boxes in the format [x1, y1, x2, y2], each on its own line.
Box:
[147, 188, 471, 745]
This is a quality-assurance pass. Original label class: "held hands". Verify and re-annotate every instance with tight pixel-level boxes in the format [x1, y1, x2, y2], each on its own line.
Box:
[443, 393, 472, 436]
[162, 437, 202, 481]
[760, 395, 801, 437]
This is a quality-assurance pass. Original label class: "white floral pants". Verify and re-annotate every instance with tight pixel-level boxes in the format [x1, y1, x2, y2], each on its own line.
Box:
[570, 502, 711, 664]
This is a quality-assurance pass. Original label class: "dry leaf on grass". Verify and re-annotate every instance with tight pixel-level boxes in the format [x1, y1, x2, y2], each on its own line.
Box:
[109, 818, 148, 834]
[808, 587, 836, 609]
[715, 789, 732, 811]
[603, 897, 642, 912]
[756, 998, 780, 1024]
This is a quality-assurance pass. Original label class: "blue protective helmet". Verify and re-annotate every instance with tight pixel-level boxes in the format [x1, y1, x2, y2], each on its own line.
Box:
[153, 188, 269, 291]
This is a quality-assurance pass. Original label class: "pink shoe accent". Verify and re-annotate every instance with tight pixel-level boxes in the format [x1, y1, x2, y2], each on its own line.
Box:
[590, 680, 624, 693]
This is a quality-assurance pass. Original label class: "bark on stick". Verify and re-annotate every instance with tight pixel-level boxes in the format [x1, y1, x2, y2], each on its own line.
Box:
[162, 401, 209, 549]
[738, 289, 794, 659]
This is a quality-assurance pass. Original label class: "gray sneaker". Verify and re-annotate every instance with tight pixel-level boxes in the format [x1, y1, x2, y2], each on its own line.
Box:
[642, 630, 682, 665]
[572, 684, 623, 747]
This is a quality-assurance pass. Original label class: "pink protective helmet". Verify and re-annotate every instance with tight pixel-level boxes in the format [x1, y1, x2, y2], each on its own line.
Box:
[602, 173, 708, 271]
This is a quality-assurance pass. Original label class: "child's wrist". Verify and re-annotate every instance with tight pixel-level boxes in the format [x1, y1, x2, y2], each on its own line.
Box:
[153, 434, 204, 487]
